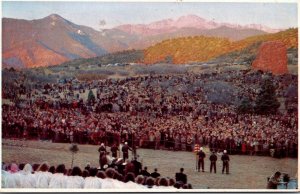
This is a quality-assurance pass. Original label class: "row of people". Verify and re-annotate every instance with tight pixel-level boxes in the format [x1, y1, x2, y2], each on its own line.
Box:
[2, 162, 192, 189]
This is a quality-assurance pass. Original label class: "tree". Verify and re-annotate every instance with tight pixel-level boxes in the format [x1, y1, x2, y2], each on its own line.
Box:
[255, 78, 280, 115]
[237, 97, 253, 114]
[69, 144, 79, 168]
[87, 90, 95, 105]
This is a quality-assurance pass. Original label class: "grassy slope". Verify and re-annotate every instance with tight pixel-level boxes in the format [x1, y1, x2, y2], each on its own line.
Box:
[143, 28, 298, 64]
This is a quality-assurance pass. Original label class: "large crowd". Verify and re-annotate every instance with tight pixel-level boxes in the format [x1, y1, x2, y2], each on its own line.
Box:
[2, 69, 298, 159]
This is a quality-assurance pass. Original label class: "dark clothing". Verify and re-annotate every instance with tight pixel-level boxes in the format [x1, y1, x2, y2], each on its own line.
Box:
[267, 175, 280, 189]
[122, 144, 132, 161]
[150, 171, 161, 179]
[175, 172, 187, 184]
[111, 145, 119, 158]
[132, 160, 142, 176]
[221, 153, 230, 174]
[209, 153, 218, 173]
[197, 150, 206, 172]
[141, 169, 150, 177]
[98, 145, 106, 167]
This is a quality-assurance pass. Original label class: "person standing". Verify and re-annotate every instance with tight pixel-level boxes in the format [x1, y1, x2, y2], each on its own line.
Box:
[111, 143, 119, 158]
[197, 147, 206, 172]
[209, 151, 218, 173]
[98, 143, 106, 168]
[221, 150, 230, 174]
[122, 142, 132, 161]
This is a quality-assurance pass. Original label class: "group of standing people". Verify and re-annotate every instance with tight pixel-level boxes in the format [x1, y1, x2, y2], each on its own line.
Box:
[197, 148, 230, 174]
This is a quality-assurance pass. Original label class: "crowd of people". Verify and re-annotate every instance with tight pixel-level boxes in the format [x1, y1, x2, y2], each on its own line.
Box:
[2, 160, 191, 189]
[2, 69, 298, 159]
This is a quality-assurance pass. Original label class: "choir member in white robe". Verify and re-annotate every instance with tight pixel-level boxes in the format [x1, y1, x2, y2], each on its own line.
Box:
[66, 166, 84, 189]
[4, 163, 22, 188]
[49, 164, 68, 188]
[35, 162, 53, 188]
[83, 168, 102, 189]
[20, 164, 36, 188]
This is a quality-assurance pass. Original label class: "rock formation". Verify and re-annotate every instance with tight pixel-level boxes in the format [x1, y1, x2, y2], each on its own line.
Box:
[252, 41, 288, 75]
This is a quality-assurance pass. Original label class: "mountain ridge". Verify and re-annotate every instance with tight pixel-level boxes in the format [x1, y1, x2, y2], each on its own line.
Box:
[2, 14, 288, 68]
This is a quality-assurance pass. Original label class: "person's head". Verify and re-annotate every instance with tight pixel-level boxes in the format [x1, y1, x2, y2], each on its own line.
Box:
[18, 163, 25, 171]
[23, 164, 33, 174]
[89, 168, 98, 177]
[144, 166, 148, 171]
[168, 178, 175, 186]
[117, 173, 124, 182]
[182, 184, 189, 189]
[124, 172, 135, 183]
[9, 163, 19, 173]
[154, 168, 158, 172]
[200, 147, 203, 151]
[37, 162, 49, 172]
[174, 182, 181, 189]
[82, 170, 90, 178]
[180, 168, 184, 173]
[146, 177, 155, 188]
[188, 183, 193, 189]
[49, 166, 56, 174]
[224, 150, 227, 154]
[105, 168, 115, 179]
[135, 175, 145, 185]
[32, 163, 40, 172]
[274, 171, 281, 178]
[96, 171, 106, 179]
[71, 166, 82, 176]
[159, 177, 169, 187]
[55, 164, 66, 174]
[155, 177, 160, 186]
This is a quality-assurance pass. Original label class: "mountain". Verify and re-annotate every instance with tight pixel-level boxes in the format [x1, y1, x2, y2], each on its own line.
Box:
[2, 14, 137, 68]
[143, 28, 298, 64]
[2, 14, 285, 68]
[115, 14, 281, 36]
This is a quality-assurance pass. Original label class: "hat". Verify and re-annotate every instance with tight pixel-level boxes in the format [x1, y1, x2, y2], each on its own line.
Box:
[200, 147, 203, 151]
[224, 150, 227, 153]
[125, 142, 128, 145]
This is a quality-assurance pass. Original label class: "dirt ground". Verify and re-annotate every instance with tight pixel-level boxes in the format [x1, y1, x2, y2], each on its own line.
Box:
[2, 139, 298, 189]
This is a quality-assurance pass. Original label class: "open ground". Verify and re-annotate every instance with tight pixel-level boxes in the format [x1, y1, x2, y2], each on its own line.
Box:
[2, 139, 298, 189]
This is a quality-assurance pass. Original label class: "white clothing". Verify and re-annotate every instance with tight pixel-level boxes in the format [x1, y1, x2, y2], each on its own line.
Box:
[49, 173, 68, 188]
[34, 171, 53, 188]
[20, 172, 36, 188]
[66, 175, 85, 189]
[84, 177, 102, 189]
[3, 171, 22, 188]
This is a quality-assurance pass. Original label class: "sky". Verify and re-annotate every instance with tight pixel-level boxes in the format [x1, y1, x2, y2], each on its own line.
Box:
[2, 1, 298, 30]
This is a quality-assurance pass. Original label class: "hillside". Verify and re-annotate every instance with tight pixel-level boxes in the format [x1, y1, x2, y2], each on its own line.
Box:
[2, 14, 137, 68]
[143, 28, 298, 64]
[3, 14, 278, 68]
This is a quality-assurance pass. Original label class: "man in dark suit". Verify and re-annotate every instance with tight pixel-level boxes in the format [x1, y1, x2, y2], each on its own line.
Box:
[122, 142, 132, 161]
[221, 150, 230, 174]
[175, 168, 187, 184]
[150, 168, 161, 178]
[197, 147, 206, 172]
[141, 166, 150, 177]
[209, 151, 218, 173]
[111, 143, 119, 158]
[131, 157, 142, 176]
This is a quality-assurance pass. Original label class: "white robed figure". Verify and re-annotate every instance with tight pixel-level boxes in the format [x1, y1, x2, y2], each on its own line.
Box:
[20, 164, 36, 188]
[48, 164, 68, 188]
